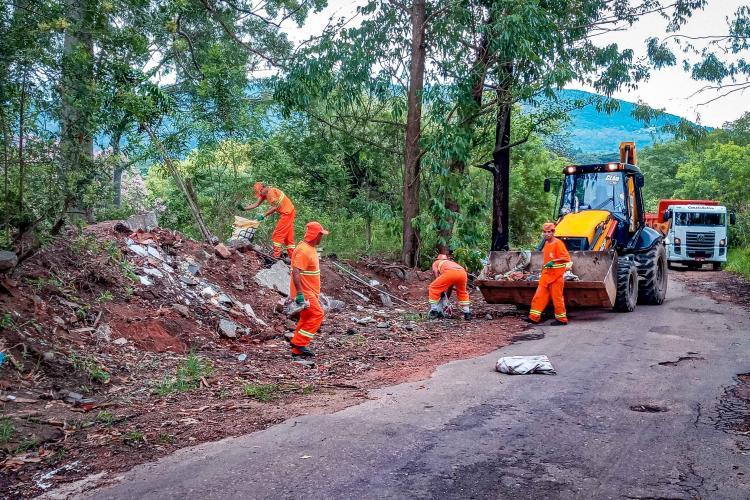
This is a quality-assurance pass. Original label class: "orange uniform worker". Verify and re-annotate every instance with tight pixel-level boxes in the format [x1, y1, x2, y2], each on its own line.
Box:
[288, 221, 329, 357]
[240, 182, 296, 259]
[527, 222, 572, 325]
[428, 254, 471, 320]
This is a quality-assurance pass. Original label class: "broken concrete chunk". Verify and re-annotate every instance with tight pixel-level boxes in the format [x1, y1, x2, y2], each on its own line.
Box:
[138, 276, 153, 286]
[379, 293, 393, 308]
[142, 267, 164, 278]
[147, 246, 164, 261]
[113, 337, 128, 346]
[201, 286, 218, 299]
[214, 243, 232, 259]
[376, 322, 389, 328]
[354, 316, 373, 325]
[350, 289, 370, 302]
[254, 260, 291, 296]
[128, 244, 149, 258]
[187, 264, 200, 276]
[162, 263, 175, 273]
[217, 294, 233, 305]
[218, 319, 238, 338]
[243, 304, 268, 326]
[0, 250, 18, 272]
[172, 304, 190, 317]
[181, 276, 199, 286]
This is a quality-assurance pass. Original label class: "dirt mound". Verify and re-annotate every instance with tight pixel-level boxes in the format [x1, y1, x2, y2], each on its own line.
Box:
[0, 222, 522, 497]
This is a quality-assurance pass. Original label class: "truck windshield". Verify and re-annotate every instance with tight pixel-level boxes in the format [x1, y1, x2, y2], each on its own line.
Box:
[560, 172, 627, 214]
[674, 212, 725, 226]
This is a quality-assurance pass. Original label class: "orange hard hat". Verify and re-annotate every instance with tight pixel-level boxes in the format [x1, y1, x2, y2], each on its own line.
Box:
[253, 182, 264, 195]
[543, 222, 556, 232]
[304, 221, 329, 241]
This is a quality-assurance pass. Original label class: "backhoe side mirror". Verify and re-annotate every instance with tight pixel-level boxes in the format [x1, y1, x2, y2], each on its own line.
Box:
[543, 178, 551, 192]
[663, 210, 671, 222]
[635, 175, 644, 188]
[730, 212, 736, 225]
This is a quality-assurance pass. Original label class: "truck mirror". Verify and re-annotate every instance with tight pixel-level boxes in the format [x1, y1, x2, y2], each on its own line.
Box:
[662, 210, 671, 222]
[543, 178, 551, 192]
[635, 175, 644, 188]
[730, 212, 736, 225]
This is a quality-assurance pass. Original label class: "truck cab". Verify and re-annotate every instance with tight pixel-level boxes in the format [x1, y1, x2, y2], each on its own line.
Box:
[663, 204, 733, 270]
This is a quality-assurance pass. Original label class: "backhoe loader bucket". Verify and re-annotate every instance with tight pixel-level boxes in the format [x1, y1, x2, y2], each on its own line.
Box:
[476, 250, 617, 308]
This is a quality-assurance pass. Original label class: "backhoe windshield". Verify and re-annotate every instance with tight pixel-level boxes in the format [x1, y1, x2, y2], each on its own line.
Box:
[674, 212, 725, 226]
[560, 172, 627, 215]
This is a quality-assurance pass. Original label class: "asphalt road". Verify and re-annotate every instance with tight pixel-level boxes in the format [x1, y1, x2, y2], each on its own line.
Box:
[88, 277, 750, 500]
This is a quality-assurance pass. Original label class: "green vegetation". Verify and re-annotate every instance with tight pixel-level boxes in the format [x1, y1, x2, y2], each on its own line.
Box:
[124, 430, 144, 445]
[155, 351, 212, 396]
[95, 411, 116, 426]
[69, 351, 110, 384]
[243, 383, 280, 402]
[0, 417, 15, 444]
[728, 249, 750, 280]
[0, 313, 14, 330]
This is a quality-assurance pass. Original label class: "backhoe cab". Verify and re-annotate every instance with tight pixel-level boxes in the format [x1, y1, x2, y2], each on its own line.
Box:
[477, 141, 668, 313]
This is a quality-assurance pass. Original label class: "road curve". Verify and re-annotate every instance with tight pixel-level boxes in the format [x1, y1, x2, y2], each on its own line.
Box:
[87, 277, 750, 499]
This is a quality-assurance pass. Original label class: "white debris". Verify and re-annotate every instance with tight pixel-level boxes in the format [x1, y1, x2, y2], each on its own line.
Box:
[243, 303, 268, 326]
[142, 267, 164, 278]
[128, 244, 149, 258]
[496, 355, 556, 375]
[113, 337, 128, 346]
[139, 276, 153, 286]
[201, 286, 218, 298]
[147, 246, 163, 260]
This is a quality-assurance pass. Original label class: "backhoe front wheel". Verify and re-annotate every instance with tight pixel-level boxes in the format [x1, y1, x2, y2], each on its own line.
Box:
[634, 243, 668, 305]
[614, 258, 638, 312]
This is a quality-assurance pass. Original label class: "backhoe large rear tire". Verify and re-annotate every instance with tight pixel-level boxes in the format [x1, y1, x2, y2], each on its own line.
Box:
[634, 243, 668, 305]
[614, 258, 638, 312]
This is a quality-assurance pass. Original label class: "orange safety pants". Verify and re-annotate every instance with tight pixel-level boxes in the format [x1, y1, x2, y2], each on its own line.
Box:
[529, 270, 567, 323]
[428, 269, 470, 307]
[291, 295, 325, 348]
[271, 209, 295, 258]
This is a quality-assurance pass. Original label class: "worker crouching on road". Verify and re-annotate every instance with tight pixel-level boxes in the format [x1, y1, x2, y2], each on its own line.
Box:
[239, 182, 296, 259]
[527, 222, 571, 326]
[428, 254, 471, 320]
[288, 221, 329, 357]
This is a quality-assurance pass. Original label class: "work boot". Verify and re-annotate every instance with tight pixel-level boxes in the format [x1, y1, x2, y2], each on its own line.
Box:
[291, 344, 315, 357]
[521, 316, 539, 324]
[463, 311, 472, 321]
[428, 307, 443, 319]
[549, 320, 567, 326]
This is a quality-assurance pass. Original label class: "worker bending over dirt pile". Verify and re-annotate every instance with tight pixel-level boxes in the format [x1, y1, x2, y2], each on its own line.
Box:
[239, 182, 296, 259]
[428, 254, 471, 320]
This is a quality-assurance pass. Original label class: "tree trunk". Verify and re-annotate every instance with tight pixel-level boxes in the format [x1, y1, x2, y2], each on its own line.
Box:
[491, 65, 513, 251]
[401, 0, 426, 267]
[18, 77, 26, 214]
[144, 124, 215, 244]
[111, 127, 125, 208]
[436, 32, 490, 253]
[59, 0, 95, 214]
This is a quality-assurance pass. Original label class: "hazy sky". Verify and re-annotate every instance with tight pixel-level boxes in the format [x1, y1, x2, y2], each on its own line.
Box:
[285, 0, 748, 128]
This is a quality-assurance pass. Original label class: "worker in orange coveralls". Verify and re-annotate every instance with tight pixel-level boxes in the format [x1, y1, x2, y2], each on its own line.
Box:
[288, 221, 329, 357]
[526, 222, 572, 326]
[428, 254, 471, 320]
[239, 182, 296, 259]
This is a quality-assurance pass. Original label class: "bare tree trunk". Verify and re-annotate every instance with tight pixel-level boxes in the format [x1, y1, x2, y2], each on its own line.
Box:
[59, 0, 95, 217]
[436, 32, 490, 253]
[401, 0, 426, 267]
[144, 124, 215, 244]
[18, 77, 26, 214]
[111, 127, 125, 207]
[491, 64, 513, 251]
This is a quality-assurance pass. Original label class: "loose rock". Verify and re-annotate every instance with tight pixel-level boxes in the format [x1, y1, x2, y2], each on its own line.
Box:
[0, 250, 18, 272]
[214, 244, 232, 259]
[218, 319, 238, 338]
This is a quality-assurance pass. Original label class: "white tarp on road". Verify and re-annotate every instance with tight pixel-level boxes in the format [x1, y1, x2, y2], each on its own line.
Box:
[496, 355, 556, 375]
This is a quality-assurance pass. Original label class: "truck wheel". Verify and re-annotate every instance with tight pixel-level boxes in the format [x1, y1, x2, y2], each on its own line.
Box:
[712, 262, 722, 271]
[635, 243, 668, 305]
[614, 258, 638, 312]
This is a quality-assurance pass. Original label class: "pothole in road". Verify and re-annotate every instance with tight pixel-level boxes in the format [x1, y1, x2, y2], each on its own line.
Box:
[511, 332, 545, 342]
[630, 404, 670, 413]
[714, 372, 750, 434]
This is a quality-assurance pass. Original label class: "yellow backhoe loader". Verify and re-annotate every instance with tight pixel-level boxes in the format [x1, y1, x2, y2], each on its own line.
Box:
[476, 142, 668, 312]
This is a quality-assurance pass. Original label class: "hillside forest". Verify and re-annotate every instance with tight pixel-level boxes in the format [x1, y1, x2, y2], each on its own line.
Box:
[1, 0, 749, 275]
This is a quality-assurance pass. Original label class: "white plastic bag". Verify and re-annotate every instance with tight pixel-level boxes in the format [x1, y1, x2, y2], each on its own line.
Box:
[496, 355, 556, 375]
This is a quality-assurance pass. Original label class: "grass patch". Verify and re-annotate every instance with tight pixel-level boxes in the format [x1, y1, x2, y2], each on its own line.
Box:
[243, 383, 280, 402]
[95, 411, 116, 426]
[123, 430, 144, 444]
[0, 417, 15, 444]
[70, 351, 110, 384]
[0, 313, 14, 330]
[727, 247, 750, 280]
[157, 432, 175, 444]
[154, 351, 212, 396]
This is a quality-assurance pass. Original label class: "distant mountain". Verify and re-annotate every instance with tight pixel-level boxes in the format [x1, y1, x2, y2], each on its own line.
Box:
[548, 89, 685, 163]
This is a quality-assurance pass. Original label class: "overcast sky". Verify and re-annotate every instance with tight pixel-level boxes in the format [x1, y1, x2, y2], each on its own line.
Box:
[285, 0, 748, 128]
